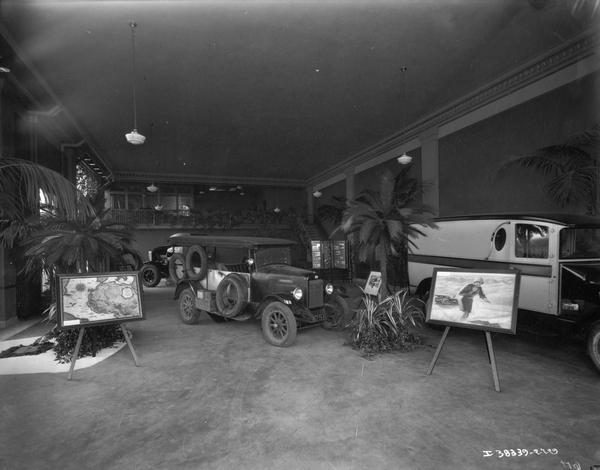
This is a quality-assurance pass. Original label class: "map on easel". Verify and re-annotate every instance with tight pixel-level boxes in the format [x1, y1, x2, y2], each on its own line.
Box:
[57, 272, 144, 328]
[56, 272, 144, 380]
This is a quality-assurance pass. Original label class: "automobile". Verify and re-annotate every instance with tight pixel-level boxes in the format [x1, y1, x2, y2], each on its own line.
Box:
[140, 244, 182, 287]
[408, 214, 600, 371]
[169, 234, 351, 347]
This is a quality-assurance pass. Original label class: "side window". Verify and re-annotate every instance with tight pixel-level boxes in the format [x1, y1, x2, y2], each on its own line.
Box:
[493, 228, 507, 251]
[515, 224, 549, 259]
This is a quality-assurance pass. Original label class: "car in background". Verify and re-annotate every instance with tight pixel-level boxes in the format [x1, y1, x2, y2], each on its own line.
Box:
[140, 244, 182, 287]
[169, 234, 351, 347]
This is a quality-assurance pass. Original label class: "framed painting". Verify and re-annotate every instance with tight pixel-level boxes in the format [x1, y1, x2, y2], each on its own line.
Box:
[56, 272, 145, 329]
[426, 268, 520, 334]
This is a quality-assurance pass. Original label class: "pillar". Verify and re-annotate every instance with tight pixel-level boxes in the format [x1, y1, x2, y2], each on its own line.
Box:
[419, 127, 440, 215]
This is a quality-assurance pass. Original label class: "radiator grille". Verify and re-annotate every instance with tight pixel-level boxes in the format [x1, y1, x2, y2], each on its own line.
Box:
[308, 279, 323, 309]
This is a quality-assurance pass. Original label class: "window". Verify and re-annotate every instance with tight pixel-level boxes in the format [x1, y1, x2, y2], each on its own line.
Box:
[494, 228, 507, 251]
[515, 224, 549, 259]
[560, 228, 600, 259]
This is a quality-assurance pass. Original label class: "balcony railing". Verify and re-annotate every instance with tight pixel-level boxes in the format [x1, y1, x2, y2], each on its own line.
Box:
[107, 208, 298, 230]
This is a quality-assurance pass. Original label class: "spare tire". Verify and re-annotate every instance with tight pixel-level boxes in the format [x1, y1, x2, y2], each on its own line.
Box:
[185, 244, 208, 280]
[168, 253, 186, 281]
[215, 273, 248, 318]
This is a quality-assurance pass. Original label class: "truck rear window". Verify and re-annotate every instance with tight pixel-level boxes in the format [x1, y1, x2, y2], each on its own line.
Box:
[560, 228, 600, 259]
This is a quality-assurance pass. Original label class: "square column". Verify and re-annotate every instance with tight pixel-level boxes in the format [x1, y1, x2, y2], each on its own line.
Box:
[419, 127, 440, 215]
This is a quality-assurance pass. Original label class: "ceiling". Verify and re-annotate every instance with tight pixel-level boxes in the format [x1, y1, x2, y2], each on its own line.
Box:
[0, 0, 597, 187]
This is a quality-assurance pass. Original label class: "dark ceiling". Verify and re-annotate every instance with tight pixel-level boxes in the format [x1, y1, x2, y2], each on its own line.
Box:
[0, 0, 597, 187]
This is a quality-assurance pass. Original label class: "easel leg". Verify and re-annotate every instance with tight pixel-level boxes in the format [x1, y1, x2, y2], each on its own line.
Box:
[484, 332, 491, 363]
[68, 327, 86, 381]
[427, 326, 451, 375]
[121, 324, 140, 366]
[484, 331, 501, 392]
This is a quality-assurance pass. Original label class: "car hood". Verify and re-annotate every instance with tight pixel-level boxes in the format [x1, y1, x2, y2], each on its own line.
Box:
[257, 264, 317, 278]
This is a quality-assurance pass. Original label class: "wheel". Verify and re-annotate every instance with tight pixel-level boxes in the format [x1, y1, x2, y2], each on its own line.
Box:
[168, 253, 186, 281]
[140, 264, 161, 287]
[322, 293, 351, 330]
[261, 301, 297, 347]
[207, 312, 229, 323]
[586, 323, 600, 373]
[185, 244, 208, 280]
[215, 274, 248, 318]
[178, 288, 200, 324]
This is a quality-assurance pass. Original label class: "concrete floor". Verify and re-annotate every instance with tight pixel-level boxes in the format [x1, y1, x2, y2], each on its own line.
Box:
[0, 286, 598, 470]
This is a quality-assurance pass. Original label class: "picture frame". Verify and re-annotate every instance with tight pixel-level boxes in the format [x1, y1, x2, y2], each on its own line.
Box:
[364, 271, 382, 296]
[426, 268, 520, 334]
[56, 272, 145, 329]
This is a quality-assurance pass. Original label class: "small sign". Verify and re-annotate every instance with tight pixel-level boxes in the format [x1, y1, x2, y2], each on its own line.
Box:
[364, 271, 382, 296]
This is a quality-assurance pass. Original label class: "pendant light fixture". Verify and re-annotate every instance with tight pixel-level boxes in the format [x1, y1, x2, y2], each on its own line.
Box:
[397, 66, 412, 165]
[125, 21, 145, 145]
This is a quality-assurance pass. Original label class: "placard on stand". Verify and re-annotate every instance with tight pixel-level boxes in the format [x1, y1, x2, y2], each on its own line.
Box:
[56, 272, 145, 380]
[424, 268, 520, 392]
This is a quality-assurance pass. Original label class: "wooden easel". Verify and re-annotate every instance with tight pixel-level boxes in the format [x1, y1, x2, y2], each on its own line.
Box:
[426, 326, 501, 392]
[68, 323, 140, 380]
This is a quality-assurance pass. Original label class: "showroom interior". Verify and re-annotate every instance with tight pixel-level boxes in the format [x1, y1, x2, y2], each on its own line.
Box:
[0, 1, 599, 469]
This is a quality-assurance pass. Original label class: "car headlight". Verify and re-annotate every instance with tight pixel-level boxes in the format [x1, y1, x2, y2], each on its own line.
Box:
[325, 283, 334, 295]
[292, 288, 303, 300]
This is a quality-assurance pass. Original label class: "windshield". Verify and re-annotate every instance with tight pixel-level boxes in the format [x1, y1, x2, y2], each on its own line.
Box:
[254, 246, 292, 268]
[560, 228, 600, 259]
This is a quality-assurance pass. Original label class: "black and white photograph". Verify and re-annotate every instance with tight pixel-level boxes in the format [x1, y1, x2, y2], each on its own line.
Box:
[427, 268, 520, 334]
[0, 1, 598, 469]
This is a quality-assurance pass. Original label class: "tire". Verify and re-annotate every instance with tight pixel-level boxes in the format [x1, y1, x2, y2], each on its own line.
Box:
[178, 288, 200, 324]
[185, 244, 208, 280]
[322, 293, 351, 330]
[168, 253, 186, 281]
[586, 323, 600, 373]
[215, 274, 248, 318]
[261, 301, 297, 347]
[140, 264, 161, 287]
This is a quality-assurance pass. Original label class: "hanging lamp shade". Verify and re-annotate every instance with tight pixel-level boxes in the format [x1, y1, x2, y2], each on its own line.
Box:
[147, 182, 158, 192]
[397, 153, 412, 165]
[126, 22, 145, 145]
[126, 130, 146, 145]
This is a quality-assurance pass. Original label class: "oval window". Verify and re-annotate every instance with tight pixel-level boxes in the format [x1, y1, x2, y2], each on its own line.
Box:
[494, 228, 507, 251]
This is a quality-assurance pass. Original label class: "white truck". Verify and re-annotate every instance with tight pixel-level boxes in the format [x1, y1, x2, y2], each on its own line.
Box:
[408, 214, 600, 372]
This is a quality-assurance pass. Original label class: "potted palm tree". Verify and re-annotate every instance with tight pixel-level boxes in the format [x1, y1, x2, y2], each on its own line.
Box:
[1, 158, 140, 362]
[339, 167, 436, 296]
[498, 123, 600, 215]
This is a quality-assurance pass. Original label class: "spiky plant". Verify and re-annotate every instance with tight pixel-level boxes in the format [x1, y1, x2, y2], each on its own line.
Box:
[350, 287, 424, 357]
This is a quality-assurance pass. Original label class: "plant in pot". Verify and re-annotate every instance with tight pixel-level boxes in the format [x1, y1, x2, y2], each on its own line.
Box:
[22, 194, 141, 362]
[338, 167, 436, 296]
[349, 287, 424, 357]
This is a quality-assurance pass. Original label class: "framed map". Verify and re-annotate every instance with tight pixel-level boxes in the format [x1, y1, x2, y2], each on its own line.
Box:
[56, 272, 144, 329]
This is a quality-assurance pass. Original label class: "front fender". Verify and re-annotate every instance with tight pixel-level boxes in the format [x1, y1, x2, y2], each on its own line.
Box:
[256, 293, 302, 318]
[174, 280, 196, 300]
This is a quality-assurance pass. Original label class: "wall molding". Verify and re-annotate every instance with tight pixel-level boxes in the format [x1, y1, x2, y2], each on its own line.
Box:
[114, 170, 307, 188]
[308, 28, 599, 188]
